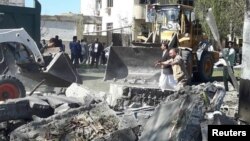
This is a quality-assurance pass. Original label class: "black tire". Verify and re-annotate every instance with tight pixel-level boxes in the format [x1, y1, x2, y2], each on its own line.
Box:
[197, 52, 214, 82]
[0, 75, 25, 101]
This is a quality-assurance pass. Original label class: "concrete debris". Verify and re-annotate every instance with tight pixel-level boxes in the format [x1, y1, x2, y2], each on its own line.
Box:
[41, 95, 82, 108]
[108, 83, 174, 111]
[201, 113, 237, 141]
[54, 103, 72, 114]
[220, 90, 238, 118]
[66, 83, 95, 106]
[10, 102, 137, 141]
[0, 100, 32, 122]
[118, 107, 155, 131]
[0, 94, 86, 123]
[0, 82, 236, 141]
[22, 96, 54, 118]
[139, 83, 226, 141]
[94, 128, 137, 141]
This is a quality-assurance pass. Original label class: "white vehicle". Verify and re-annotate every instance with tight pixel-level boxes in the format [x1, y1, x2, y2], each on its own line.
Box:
[0, 28, 81, 100]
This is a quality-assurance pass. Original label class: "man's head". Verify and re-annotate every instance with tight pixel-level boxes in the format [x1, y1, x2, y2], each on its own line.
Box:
[73, 36, 77, 42]
[228, 41, 233, 48]
[161, 41, 168, 51]
[170, 14, 176, 21]
[95, 38, 99, 42]
[55, 35, 59, 40]
[169, 48, 178, 58]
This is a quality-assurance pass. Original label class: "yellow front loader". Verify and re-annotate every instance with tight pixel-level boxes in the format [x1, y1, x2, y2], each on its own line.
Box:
[105, 4, 219, 82]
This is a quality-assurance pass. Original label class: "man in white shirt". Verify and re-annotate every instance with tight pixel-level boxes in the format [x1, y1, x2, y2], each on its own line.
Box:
[91, 38, 103, 68]
[155, 42, 177, 91]
[222, 41, 236, 91]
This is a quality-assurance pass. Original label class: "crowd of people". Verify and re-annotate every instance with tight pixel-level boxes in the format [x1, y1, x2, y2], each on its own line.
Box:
[41, 36, 108, 68]
[69, 37, 107, 68]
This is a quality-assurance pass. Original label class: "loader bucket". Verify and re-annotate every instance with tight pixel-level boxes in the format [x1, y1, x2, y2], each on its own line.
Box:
[42, 52, 82, 87]
[104, 46, 162, 82]
[20, 52, 82, 87]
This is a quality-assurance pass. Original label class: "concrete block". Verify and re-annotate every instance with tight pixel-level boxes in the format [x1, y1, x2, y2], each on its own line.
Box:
[6, 96, 54, 118]
[93, 91, 108, 102]
[41, 95, 81, 108]
[108, 83, 174, 109]
[25, 96, 54, 118]
[54, 103, 71, 114]
[66, 83, 94, 106]
[0, 100, 32, 122]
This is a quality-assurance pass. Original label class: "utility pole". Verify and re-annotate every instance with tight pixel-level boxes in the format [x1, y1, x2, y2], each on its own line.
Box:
[76, 15, 84, 40]
[229, 0, 234, 42]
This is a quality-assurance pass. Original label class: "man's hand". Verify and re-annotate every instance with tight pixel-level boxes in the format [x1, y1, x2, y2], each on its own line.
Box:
[155, 62, 161, 67]
[154, 60, 161, 67]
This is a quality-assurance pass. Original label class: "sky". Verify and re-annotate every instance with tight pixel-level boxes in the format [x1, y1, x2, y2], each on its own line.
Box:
[25, 0, 80, 15]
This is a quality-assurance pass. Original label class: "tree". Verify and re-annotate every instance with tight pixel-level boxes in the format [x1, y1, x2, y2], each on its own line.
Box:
[194, 0, 245, 40]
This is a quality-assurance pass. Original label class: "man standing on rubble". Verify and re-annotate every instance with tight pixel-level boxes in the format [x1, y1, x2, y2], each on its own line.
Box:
[155, 42, 177, 91]
[158, 48, 189, 90]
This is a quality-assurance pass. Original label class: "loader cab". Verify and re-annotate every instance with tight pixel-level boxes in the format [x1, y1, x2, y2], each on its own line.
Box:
[155, 4, 193, 47]
[155, 6, 181, 31]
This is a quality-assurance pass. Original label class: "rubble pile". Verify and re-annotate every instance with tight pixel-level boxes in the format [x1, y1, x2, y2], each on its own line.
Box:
[0, 82, 233, 141]
[139, 83, 228, 141]
[10, 103, 124, 140]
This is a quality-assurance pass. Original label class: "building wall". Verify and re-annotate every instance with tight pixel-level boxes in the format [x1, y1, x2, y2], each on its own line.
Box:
[41, 20, 77, 42]
[0, 0, 25, 7]
[100, 0, 134, 34]
[81, 0, 102, 35]
[81, 0, 97, 16]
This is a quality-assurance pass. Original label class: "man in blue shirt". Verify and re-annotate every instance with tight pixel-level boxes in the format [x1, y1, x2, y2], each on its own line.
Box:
[69, 36, 81, 67]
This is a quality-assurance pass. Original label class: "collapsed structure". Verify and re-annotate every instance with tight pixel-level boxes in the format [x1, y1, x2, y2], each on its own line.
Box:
[0, 0, 247, 140]
[0, 82, 232, 141]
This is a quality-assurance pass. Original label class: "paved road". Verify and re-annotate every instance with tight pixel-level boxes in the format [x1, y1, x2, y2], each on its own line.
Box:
[77, 65, 110, 93]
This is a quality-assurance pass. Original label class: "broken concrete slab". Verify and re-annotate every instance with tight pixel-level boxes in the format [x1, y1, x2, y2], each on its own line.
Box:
[140, 95, 202, 141]
[40, 95, 82, 108]
[66, 83, 95, 106]
[0, 100, 32, 122]
[6, 96, 54, 118]
[108, 83, 174, 110]
[0, 93, 95, 122]
[54, 103, 72, 114]
[24, 96, 54, 118]
[140, 83, 226, 141]
[118, 107, 155, 130]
